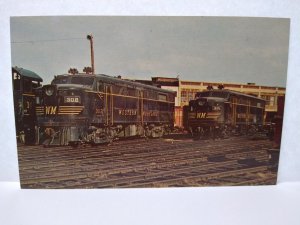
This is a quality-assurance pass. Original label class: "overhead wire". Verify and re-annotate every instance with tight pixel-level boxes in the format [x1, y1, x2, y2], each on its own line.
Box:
[11, 37, 86, 44]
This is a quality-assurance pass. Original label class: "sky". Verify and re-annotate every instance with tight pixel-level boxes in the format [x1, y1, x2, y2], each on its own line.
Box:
[10, 16, 290, 86]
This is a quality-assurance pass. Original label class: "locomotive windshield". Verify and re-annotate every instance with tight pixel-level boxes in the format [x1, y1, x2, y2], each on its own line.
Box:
[195, 92, 210, 98]
[191, 98, 223, 112]
[52, 76, 95, 86]
[195, 91, 229, 99]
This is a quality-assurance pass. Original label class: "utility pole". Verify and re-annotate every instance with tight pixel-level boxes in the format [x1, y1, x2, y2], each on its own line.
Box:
[87, 34, 95, 74]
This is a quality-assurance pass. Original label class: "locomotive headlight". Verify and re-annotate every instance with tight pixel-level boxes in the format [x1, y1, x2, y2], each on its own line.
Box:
[45, 86, 55, 96]
[198, 101, 205, 106]
[212, 106, 221, 111]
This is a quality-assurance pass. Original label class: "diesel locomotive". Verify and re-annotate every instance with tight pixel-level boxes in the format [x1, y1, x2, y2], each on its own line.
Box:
[12, 67, 43, 144]
[183, 88, 266, 138]
[35, 74, 175, 146]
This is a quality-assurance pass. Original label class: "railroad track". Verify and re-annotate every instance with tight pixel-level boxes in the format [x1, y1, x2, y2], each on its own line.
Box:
[17, 136, 277, 188]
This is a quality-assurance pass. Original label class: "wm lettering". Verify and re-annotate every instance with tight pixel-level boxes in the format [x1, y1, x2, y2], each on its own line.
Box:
[196, 112, 207, 119]
[45, 106, 57, 115]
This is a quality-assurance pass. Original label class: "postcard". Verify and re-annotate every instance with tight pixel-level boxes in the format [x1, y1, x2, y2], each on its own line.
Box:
[11, 16, 289, 188]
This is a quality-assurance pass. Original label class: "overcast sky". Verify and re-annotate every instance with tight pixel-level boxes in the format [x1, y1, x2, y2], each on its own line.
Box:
[10, 16, 289, 86]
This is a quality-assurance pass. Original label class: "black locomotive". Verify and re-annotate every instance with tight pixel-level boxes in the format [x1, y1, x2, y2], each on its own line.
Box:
[12, 67, 43, 144]
[35, 74, 175, 146]
[183, 88, 266, 138]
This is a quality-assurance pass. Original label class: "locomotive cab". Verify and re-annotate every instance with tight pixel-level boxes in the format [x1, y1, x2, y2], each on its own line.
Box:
[36, 75, 98, 146]
[188, 97, 225, 129]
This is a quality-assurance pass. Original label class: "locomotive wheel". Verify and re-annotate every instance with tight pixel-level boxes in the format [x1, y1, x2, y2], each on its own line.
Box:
[146, 127, 164, 138]
[221, 127, 230, 139]
[190, 127, 204, 140]
[19, 131, 25, 144]
[150, 129, 163, 138]
[69, 141, 80, 148]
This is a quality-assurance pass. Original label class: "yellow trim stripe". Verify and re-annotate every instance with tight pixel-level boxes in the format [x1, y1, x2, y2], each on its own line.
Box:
[22, 93, 35, 97]
[59, 106, 84, 107]
[58, 110, 82, 112]
[58, 110, 81, 113]
[58, 113, 80, 115]
[226, 102, 264, 109]
[85, 90, 175, 104]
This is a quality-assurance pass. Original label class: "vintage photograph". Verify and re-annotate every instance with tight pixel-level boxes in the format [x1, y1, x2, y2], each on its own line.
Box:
[11, 16, 289, 188]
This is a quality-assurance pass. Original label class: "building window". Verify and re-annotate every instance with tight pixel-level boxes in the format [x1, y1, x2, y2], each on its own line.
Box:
[158, 94, 167, 101]
[181, 91, 187, 102]
[261, 95, 276, 106]
[269, 96, 275, 106]
[188, 91, 194, 101]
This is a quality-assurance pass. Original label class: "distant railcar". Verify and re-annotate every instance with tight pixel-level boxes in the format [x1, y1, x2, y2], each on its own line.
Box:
[35, 74, 175, 146]
[183, 89, 266, 138]
[272, 95, 285, 147]
[12, 67, 43, 144]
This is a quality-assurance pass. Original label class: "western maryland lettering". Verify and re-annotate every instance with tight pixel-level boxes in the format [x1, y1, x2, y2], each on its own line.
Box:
[196, 112, 207, 119]
[117, 109, 159, 117]
[143, 111, 159, 117]
[45, 106, 57, 115]
[36, 106, 84, 115]
[118, 109, 137, 116]
[189, 112, 207, 119]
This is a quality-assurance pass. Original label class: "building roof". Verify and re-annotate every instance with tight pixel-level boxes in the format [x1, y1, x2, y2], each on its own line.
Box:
[181, 80, 285, 90]
[152, 77, 179, 85]
[12, 67, 43, 82]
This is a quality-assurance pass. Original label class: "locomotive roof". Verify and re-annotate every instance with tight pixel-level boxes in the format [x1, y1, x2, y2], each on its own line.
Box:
[196, 89, 265, 102]
[203, 97, 227, 102]
[54, 74, 176, 95]
[13, 66, 43, 82]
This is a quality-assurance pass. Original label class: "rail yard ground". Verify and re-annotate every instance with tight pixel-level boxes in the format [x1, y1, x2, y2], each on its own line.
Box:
[18, 135, 279, 188]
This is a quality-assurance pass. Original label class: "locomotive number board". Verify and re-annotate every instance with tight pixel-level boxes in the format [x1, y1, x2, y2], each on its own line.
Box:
[64, 96, 81, 104]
